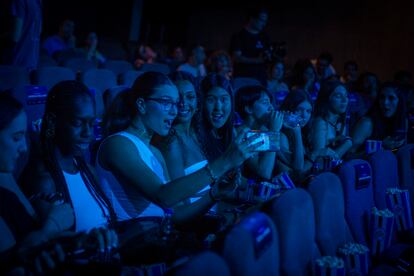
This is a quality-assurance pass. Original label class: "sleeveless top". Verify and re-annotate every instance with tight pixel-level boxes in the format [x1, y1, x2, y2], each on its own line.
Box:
[96, 131, 167, 221]
[63, 171, 109, 232]
[184, 160, 209, 203]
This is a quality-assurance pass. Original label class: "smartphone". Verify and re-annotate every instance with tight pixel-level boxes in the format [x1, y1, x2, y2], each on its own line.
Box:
[246, 130, 279, 152]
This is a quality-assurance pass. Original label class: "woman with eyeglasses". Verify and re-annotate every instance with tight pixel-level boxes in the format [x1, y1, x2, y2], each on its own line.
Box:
[97, 72, 260, 223]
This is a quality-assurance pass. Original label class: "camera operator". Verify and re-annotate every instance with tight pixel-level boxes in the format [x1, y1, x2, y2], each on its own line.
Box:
[230, 6, 271, 86]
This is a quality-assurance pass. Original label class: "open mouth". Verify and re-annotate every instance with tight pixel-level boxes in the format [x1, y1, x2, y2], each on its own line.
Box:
[76, 143, 90, 150]
[211, 113, 224, 122]
[164, 119, 173, 128]
[178, 109, 191, 116]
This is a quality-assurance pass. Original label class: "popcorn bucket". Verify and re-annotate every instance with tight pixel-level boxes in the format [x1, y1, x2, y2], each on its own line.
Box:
[338, 243, 370, 275]
[385, 188, 414, 232]
[365, 140, 382, 155]
[272, 172, 296, 190]
[369, 207, 394, 257]
[314, 256, 345, 276]
[256, 181, 280, 201]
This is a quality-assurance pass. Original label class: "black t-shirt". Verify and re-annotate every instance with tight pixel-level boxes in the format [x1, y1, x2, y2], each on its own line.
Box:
[0, 187, 37, 244]
[230, 28, 270, 85]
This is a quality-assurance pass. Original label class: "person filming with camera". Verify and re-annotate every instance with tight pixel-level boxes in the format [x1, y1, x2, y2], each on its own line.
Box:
[230, 6, 272, 86]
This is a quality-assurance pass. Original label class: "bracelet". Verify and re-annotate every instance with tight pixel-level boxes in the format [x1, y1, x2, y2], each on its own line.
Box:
[205, 164, 219, 187]
[209, 188, 220, 202]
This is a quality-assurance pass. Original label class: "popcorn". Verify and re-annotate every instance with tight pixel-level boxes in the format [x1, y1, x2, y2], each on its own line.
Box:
[385, 188, 414, 232]
[314, 256, 345, 276]
[338, 243, 370, 275]
[369, 207, 394, 257]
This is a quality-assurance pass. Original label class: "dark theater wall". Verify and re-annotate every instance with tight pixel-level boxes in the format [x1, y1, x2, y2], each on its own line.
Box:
[39, 0, 414, 80]
[185, 0, 414, 81]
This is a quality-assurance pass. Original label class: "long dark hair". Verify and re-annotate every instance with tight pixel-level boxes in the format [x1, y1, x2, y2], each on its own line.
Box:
[368, 82, 407, 140]
[102, 72, 173, 137]
[314, 80, 347, 132]
[280, 89, 313, 148]
[0, 92, 24, 131]
[196, 73, 234, 161]
[290, 59, 315, 89]
[40, 80, 117, 227]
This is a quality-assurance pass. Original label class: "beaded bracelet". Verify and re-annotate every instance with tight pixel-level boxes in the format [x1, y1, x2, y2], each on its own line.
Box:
[205, 164, 219, 187]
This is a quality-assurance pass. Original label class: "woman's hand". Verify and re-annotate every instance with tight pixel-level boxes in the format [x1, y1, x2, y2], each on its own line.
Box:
[223, 127, 264, 168]
[33, 244, 65, 275]
[45, 203, 75, 233]
[83, 227, 118, 253]
[269, 111, 285, 132]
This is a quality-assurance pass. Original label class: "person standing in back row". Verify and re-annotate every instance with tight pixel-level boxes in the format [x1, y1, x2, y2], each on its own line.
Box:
[230, 6, 271, 86]
[2, 0, 42, 72]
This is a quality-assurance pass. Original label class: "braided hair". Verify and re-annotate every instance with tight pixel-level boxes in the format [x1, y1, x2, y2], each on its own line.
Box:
[40, 80, 117, 228]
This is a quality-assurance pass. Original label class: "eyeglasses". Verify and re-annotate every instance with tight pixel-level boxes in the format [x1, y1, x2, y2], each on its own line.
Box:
[145, 98, 180, 111]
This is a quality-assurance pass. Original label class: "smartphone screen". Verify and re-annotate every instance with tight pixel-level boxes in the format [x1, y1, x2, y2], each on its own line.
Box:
[246, 131, 278, 152]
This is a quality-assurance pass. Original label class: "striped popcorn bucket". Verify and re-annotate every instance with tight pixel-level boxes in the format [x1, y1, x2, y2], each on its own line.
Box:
[365, 140, 382, 155]
[273, 172, 296, 190]
[385, 188, 414, 232]
[338, 243, 370, 275]
[236, 179, 256, 203]
[314, 256, 345, 276]
[369, 208, 394, 257]
[256, 181, 280, 201]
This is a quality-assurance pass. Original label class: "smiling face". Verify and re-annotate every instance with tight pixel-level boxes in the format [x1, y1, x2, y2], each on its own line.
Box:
[204, 86, 232, 129]
[380, 87, 399, 118]
[55, 95, 96, 156]
[0, 111, 27, 172]
[329, 85, 348, 114]
[175, 80, 197, 124]
[294, 100, 312, 127]
[141, 84, 179, 136]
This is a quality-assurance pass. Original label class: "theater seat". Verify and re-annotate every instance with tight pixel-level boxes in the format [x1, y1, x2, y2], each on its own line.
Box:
[35, 66, 76, 90]
[140, 63, 170, 75]
[173, 251, 231, 276]
[337, 159, 375, 245]
[232, 77, 261, 93]
[222, 212, 279, 276]
[81, 69, 117, 117]
[119, 70, 144, 87]
[368, 150, 400, 209]
[396, 144, 414, 208]
[0, 65, 30, 91]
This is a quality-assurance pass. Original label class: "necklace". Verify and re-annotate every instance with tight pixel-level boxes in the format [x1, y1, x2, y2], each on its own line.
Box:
[129, 123, 153, 141]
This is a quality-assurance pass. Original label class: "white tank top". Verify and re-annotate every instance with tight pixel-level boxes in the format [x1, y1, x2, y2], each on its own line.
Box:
[96, 131, 167, 221]
[63, 171, 109, 232]
[184, 160, 210, 203]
